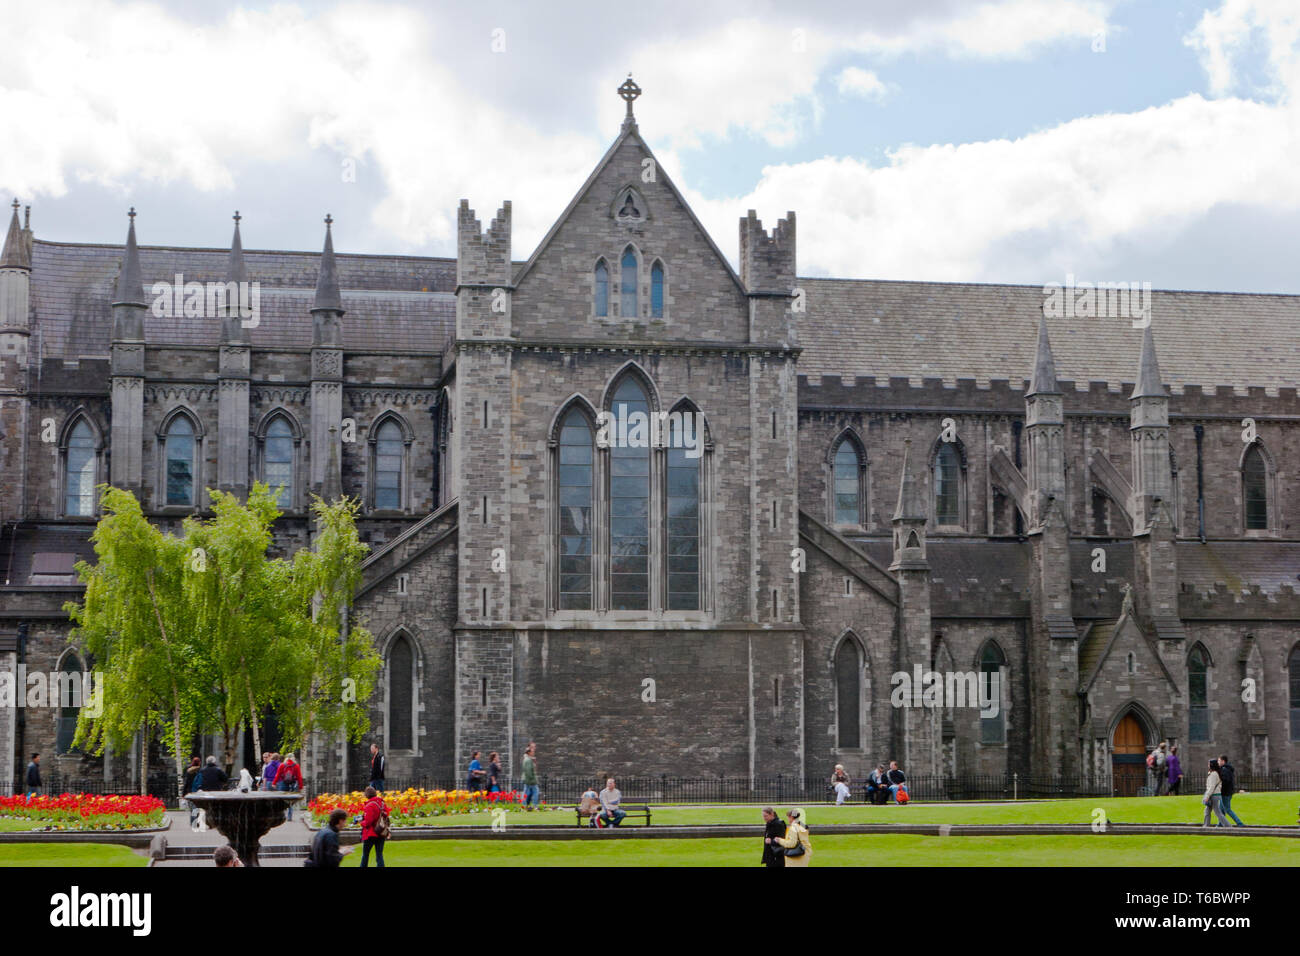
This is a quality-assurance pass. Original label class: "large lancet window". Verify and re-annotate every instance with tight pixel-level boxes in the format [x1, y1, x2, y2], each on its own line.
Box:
[650, 261, 665, 318]
[832, 436, 864, 526]
[1243, 443, 1268, 531]
[164, 414, 197, 507]
[264, 416, 294, 508]
[65, 420, 96, 516]
[387, 633, 414, 751]
[557, 408, 594, 610]
[979, 642, 1007, 744]
[620, 247, 638, 318]
[835, 637, 863, 749]
[1289, 644, 1300, 741]
[1189, 645, 1211, 742]
[374, 419, 404, 511]
[934, 442, 961, 526]
[666, 410, 700, 610]
[609, 377, 650, 610]
[55, 651, 83, 755]
[595, 260, 609, 318]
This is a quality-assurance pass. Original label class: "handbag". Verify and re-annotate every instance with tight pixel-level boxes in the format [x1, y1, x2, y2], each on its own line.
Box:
[782, 825, 806, 858]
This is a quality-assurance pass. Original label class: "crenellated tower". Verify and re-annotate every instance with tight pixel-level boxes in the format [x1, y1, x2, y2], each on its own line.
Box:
[739, 210, 800, 624]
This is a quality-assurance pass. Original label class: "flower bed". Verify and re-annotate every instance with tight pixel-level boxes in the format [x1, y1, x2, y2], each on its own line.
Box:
[308, 788, 552, 827]
[0, 793, 167, 831]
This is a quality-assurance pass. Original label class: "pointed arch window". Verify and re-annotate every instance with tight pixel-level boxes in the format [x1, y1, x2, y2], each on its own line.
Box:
[835, 637, 864, 749]
[934, 442, 961, 526]
[373, 419, 405, 511]
[1289, 645, 1300, 741]
[55, 651, 84, 755]
[650, 261, 665, 318]
[164, 415, 197, 506]
[1189, 645, 1210, 742]
[620, 247, 638, 318]
[1243, 443, 1268, 531]
[387, 632, 414, 751]
[609, 377, 650, 610]
[264, 416, 294, 508]
[557, 407, 594, 610]
[64, 420, 97, 516]
[666, 409, 700, 610]
[832, 436, 865, 526]
[979, 642, 1007, 744]
[595, 260, 609, 318]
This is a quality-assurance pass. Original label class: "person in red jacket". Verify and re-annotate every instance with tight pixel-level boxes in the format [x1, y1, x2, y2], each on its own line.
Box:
[272, 753, 304, 821]
[360, 786, 388, 868]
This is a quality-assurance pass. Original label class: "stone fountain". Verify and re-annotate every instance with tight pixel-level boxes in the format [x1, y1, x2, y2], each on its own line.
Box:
[184, 790, 304, 867]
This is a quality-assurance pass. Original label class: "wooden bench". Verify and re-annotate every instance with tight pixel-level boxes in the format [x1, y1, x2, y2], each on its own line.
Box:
[575, 804, 652, 827]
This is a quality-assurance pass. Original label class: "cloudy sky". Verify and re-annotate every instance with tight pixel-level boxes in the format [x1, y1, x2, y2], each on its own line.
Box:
[2, 0, 1298, 292]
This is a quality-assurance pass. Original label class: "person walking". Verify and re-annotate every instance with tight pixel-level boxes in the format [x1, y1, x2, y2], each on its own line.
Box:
[1202, 759, 1229, 827]
[830, 764, 851, 806]
[306, 809, 352, 868]
[360, 786, 389, 868]
[466, 750, 486, 792]
[369, 743, 386, 792]
[1149, 740, 1169, 796]
[1217, 754, 1244, 826]
[273, 753, 303, 820]
[262, 752, 281, 792]
[24, 753, 40, 801]
[487, 751, 503, 793]
[761, 807, 787, 867]
[520, 742, 540, 810]
[773, 807, 812, 866]
[198, 755, 228, 791]
[1165, 745, 1183, 796]
[183, 756, 203, 825]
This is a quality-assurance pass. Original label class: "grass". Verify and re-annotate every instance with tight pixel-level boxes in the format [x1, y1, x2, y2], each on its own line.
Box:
[344, 833, 1300, 867]
[362, 791, 1300, 829]
[0, 843, 148, 867]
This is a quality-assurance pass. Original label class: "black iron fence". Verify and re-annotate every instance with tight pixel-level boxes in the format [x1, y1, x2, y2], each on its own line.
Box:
[18, 769, 1300, 805]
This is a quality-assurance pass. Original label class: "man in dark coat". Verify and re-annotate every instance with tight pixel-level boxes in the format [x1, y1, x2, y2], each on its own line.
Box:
[761, 806, 787, 867]
[198, 755, 228, 791]
[24, 754, 40, 800]
[1218, 754, 1244, 826]
[369, 743, 386, 792]
[306, 809, 352, 868]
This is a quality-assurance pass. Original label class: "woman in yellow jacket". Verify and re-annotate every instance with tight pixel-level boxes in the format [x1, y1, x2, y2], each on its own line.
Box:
[774, 807, 812, 866]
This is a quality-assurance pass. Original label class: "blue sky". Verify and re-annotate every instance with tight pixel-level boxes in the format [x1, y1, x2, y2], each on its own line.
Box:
[2, 0, 1299, 292]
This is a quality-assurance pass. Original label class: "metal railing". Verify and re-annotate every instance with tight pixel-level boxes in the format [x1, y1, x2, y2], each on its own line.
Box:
[21, 769, 1300, 805]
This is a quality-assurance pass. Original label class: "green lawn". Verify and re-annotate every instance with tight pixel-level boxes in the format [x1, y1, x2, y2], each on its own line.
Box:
[344, 833, 1300, 867]
[362, 791, 1300, 829]
[0, 843, 148, 867]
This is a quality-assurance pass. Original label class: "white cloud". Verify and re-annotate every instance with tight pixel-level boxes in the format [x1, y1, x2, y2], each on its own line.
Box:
[836, 67, 889, 101]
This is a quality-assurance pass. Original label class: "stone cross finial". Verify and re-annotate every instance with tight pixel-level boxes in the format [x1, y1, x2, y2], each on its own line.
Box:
[128, 206, 136, 222]
[1121, 582, 1135, 617]
[618, 74, 641, 123]
[233, 210, 241, 224]
[324, 213, 333, 228]
[10, 198, 17, 213]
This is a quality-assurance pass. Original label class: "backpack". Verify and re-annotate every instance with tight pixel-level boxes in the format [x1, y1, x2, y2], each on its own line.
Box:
[372, 801, 391, 840]
[1146, 752, 1157, 769]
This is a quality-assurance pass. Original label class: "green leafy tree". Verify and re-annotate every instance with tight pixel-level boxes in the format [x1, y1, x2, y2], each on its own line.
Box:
[66, 487, 205, 800]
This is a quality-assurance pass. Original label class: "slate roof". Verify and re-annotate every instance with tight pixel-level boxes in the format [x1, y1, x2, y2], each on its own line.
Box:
[798, 278, 1300, 395]
[29, 240, 457, 357]
[1177, 540, 1300, 596]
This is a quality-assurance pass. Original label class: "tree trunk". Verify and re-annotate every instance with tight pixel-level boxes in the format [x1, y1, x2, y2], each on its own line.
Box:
[171, 707, 185, 806]
[244, 672, 262, 774]
[139, 723, 148, 796]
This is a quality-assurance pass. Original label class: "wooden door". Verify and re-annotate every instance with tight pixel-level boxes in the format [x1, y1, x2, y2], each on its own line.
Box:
[1111, 713, 1147, 797]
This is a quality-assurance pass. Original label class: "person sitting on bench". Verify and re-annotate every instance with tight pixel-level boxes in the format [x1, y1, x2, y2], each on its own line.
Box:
[867, 764, 889, 805]
[599, 777, 626, 827]
[578, 784, 602, 827]
[886, 761, 908, 802]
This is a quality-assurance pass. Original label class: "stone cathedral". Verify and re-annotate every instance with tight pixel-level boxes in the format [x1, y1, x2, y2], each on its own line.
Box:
[1, 85, 1297, 796]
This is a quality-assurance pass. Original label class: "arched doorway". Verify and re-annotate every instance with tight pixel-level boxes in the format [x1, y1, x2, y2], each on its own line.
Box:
[1111, 712, 1148, 797]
